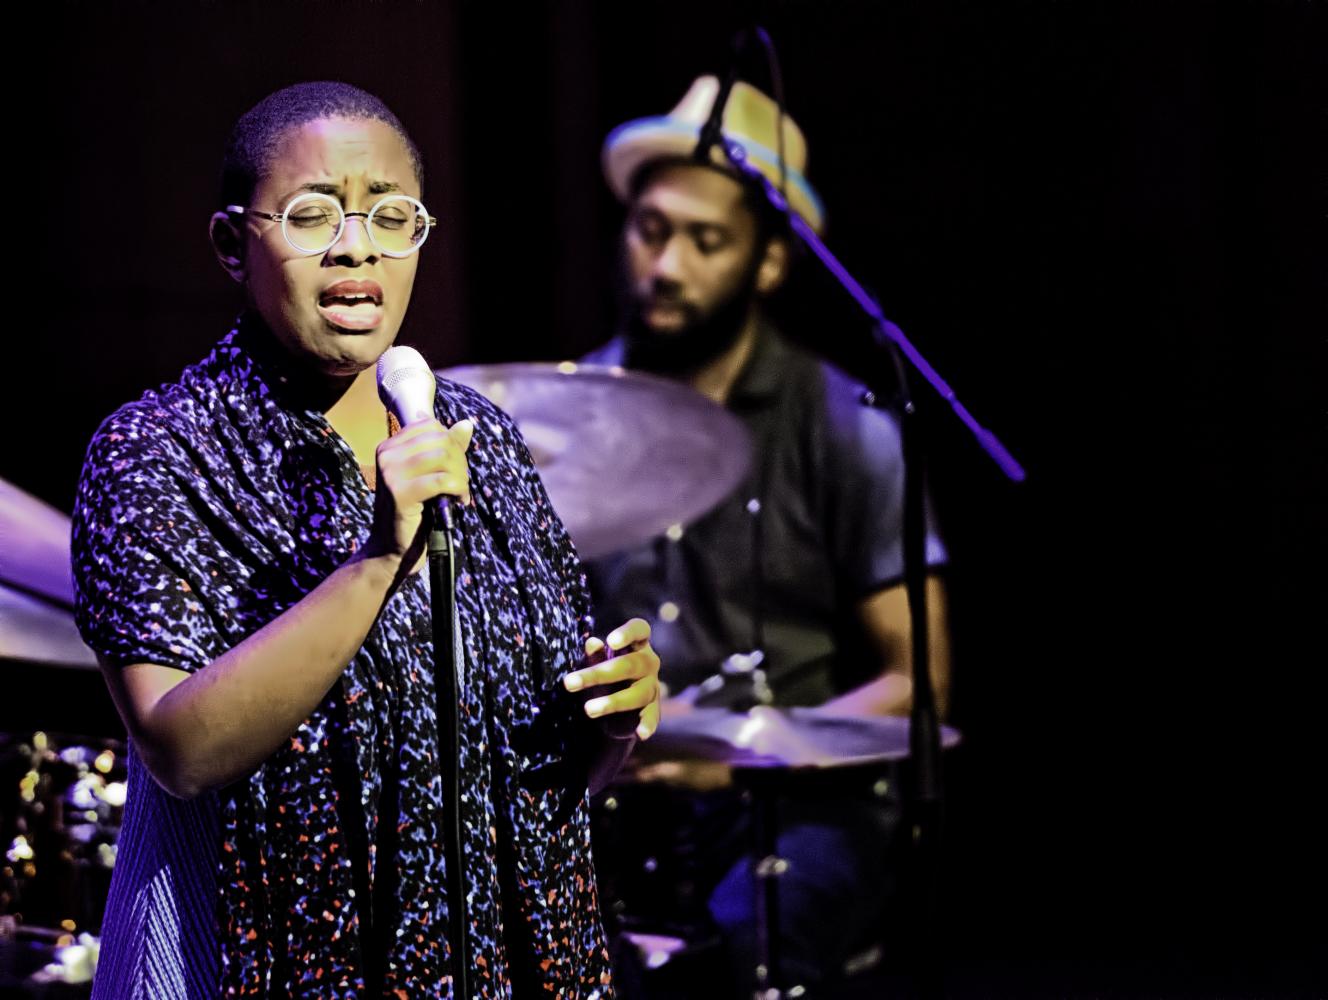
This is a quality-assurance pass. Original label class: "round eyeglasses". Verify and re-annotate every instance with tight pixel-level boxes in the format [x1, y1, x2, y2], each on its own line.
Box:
[226, 192, 437, 258]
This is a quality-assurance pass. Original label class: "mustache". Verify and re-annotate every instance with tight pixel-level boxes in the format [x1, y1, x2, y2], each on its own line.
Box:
[638, 280, 686, 303]
[633, 282, 699, 316]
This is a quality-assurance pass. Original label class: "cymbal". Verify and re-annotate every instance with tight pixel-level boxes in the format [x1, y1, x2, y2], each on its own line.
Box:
[0, 586, 97, 669]
[0, 477, 76, 607]
[0, 476, 97, 670]
[439, 362, 751, 560]
[637, 706, 961, 770]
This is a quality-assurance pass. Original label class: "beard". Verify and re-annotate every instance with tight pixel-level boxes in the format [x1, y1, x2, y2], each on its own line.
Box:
[620, 260, 761, 377]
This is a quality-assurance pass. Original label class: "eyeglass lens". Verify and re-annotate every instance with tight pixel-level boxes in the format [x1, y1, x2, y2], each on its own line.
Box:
[283, 193, 429, 255]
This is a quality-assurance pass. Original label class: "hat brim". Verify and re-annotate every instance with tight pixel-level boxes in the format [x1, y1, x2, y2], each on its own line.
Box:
[604, 117, 825, 233]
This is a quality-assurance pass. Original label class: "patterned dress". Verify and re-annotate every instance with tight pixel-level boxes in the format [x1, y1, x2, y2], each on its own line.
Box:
[72, 318, 615, 998]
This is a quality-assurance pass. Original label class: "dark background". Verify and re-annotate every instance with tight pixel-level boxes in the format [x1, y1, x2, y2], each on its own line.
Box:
[8, 0, 1325, 995]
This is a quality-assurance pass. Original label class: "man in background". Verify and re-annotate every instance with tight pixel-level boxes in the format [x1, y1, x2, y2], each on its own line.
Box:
[585, 77, 952, 995]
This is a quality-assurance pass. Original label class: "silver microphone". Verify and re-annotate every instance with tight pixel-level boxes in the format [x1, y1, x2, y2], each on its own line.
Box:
[376, 345, 437, 425]
[375, 345, 453, 530]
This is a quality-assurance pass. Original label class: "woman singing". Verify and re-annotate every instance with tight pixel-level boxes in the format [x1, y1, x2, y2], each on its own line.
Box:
[71, 81, 659, 998]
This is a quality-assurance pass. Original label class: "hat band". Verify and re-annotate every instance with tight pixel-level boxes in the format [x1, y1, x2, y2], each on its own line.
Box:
[605, 117, 825, 225]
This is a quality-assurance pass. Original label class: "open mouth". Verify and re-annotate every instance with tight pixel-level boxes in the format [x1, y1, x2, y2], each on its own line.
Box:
[317, 280, 384, 331]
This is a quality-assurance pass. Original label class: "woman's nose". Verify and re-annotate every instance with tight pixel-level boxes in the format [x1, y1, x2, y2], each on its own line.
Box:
[327, 213, 377, 264]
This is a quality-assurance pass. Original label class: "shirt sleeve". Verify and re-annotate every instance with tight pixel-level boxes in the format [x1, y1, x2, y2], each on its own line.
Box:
[446, 386, 637, 777]
[71, 404, 228, 673]
[819, 364, 948, 597]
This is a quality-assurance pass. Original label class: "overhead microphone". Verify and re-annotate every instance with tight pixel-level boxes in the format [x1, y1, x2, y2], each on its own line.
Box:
[376, 345, 453, 530]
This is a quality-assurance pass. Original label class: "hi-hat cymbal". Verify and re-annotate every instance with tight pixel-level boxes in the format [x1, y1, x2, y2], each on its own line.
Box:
[439, 362, 752, 560]
[637, 706, 962, 770]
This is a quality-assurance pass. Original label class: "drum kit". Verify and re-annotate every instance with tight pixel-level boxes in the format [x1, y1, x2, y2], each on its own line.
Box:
[445, 363, 962, 997]
[0, 362, 960, 996]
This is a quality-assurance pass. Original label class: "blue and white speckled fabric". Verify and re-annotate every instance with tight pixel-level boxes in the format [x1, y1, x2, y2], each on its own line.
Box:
[72, 317, 613, 998]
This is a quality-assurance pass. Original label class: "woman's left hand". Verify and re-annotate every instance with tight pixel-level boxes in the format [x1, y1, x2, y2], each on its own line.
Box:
[562, 618, 661, 741]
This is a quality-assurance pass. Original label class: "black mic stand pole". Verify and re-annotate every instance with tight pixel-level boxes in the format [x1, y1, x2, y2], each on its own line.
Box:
[427, 499, 469, 1000]
[693, 32, 747, 165]
[888, 341, 944, 999]
[717, 137, 1025, 999]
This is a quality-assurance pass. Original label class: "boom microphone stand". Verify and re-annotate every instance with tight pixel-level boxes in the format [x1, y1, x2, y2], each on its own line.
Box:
[717, 120, 1025, 1000]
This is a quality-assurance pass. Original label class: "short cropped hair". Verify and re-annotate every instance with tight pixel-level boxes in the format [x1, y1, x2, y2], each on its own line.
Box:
[219, 81, 424, 207]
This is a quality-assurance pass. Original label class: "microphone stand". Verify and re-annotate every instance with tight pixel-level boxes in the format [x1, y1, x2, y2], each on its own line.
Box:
[716, 137, 1024, 998]
[694, 56, 743, 165]
[428, 500, 469, 1000]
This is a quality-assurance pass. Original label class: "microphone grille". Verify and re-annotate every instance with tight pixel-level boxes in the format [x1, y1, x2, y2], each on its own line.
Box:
[376, 345, 436, 423]
[377, 344, 431, 383]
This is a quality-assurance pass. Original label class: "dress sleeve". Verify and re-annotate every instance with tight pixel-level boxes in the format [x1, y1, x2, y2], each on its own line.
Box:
[504, 405, 595, 648]
[820, 365, 948, 597]
[451, 385, 595, 645]
[505, 415, 641, 783]
[455, 388, 637, 778]
[71, 405, 228, 673]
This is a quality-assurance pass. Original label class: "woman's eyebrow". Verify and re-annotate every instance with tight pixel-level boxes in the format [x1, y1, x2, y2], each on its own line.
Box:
[291, 180, 403, 197]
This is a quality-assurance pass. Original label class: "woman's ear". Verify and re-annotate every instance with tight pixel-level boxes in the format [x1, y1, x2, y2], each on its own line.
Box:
[209, 212, 246, 283]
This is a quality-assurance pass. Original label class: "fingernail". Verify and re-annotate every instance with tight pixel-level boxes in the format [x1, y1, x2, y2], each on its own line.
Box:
[564, 673, 583, 692]
[585, 698, 608, 717]
[636, 724, 650, 740]
[606, 631, 623, 649]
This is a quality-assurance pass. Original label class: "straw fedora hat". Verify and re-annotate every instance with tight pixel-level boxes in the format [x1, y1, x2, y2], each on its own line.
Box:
[603, 75, 825, 233]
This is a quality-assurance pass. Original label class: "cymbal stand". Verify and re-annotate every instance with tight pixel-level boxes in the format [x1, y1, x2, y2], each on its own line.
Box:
[736, 767, 791, 1000]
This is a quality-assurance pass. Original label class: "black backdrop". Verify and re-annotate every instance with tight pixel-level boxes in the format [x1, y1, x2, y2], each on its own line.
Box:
[10, 1, 1325, 994]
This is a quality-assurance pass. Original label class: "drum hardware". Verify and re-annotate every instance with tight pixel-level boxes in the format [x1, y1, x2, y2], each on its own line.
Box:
[690, 651, 773, 712]
[602, 706, 961, 996]
[624, 706, 966, 993]
[0, 731, 126, 943]
[751, 799, 790, 998]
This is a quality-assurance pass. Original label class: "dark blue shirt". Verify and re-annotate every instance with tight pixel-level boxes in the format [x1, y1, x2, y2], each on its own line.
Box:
[584, 328, 946, 707]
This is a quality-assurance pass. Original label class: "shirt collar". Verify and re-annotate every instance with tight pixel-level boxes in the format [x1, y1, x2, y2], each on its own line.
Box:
[727, 322, 790, 406]
[223, 312, 341, 426]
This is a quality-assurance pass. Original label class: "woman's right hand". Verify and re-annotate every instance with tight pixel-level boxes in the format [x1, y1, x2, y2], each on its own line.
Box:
[363, 417, 474, 573]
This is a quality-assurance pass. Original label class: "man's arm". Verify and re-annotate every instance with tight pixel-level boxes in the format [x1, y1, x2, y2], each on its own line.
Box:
[820, 575, 950, 719]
